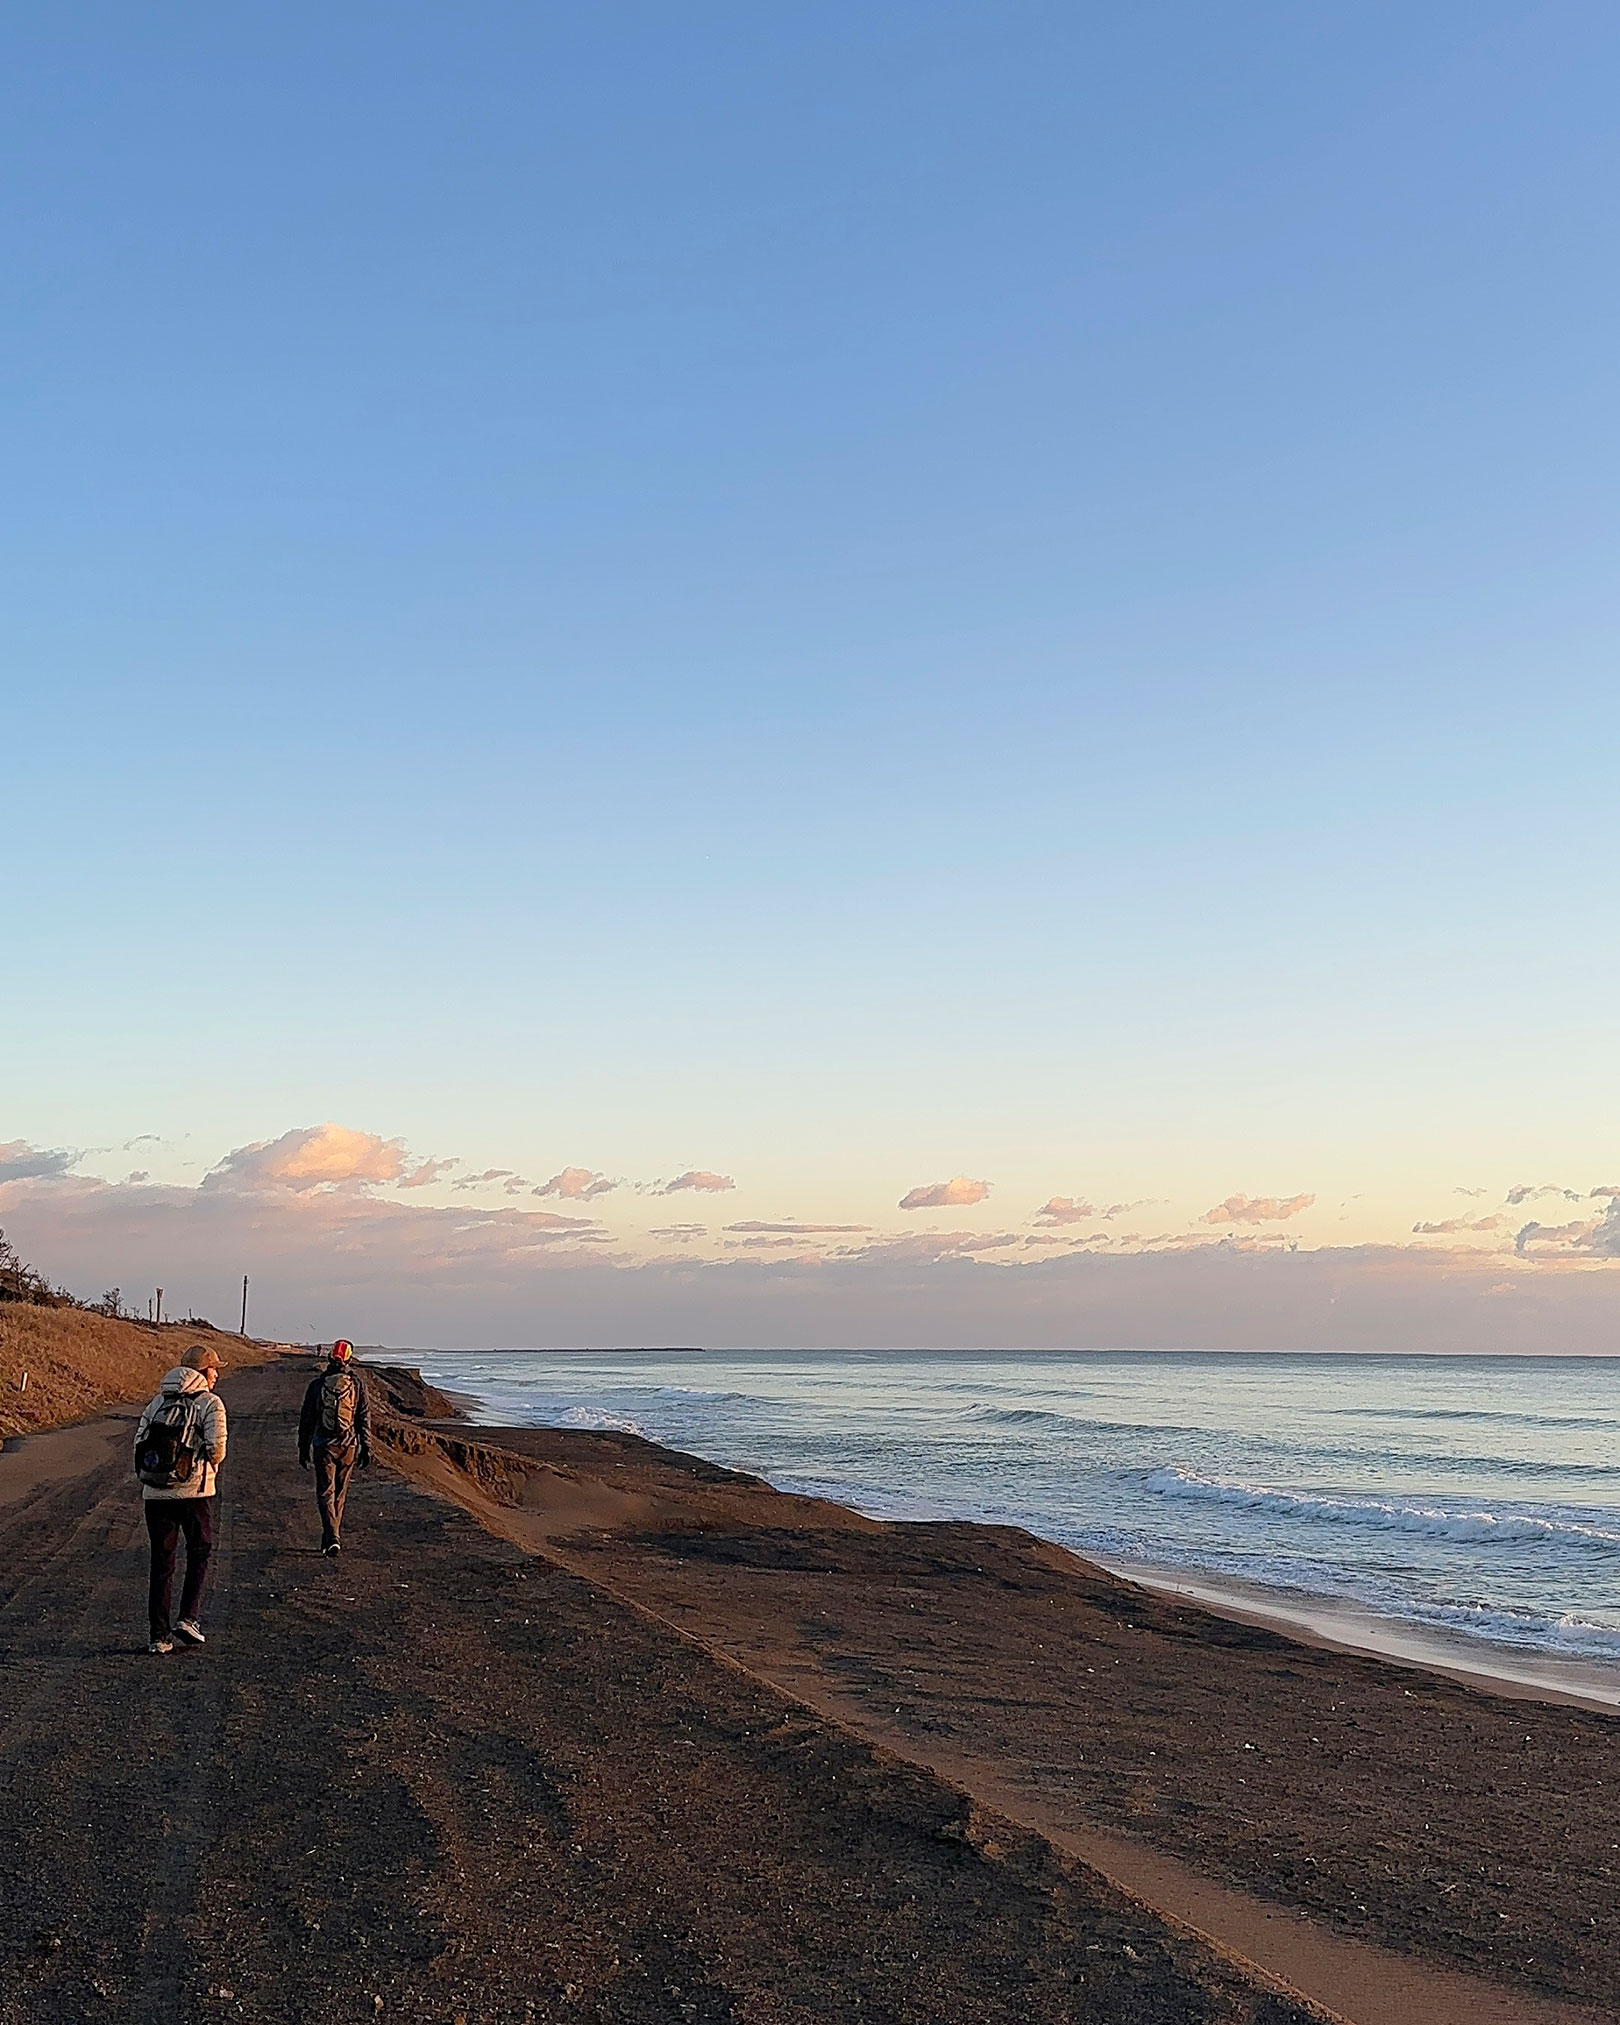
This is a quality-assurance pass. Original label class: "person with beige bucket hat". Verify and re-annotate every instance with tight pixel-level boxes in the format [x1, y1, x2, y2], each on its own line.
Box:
[133, 1342, 228, 1654]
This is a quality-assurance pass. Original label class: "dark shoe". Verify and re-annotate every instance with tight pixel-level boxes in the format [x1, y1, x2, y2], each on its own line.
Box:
[174, 1619, 206, 1646]
[322, 1541, 341, 1556]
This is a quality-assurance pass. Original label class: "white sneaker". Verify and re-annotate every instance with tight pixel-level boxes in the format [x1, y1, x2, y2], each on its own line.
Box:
[174, 1620, 206, 1646]
[149, 1637, 175, 1655]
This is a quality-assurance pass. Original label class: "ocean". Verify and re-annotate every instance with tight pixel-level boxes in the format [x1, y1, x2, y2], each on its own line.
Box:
[401, 1346, 1620, 1688]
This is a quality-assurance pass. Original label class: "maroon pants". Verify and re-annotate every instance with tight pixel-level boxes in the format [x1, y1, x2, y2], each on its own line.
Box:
[144, 1497, 214, 1637]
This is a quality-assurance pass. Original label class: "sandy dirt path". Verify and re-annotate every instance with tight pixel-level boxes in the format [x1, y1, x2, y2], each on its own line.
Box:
[0, 1362, 1329, 2025]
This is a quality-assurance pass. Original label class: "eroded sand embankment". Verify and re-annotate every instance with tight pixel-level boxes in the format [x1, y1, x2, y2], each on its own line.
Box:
[369, 1369, 1618, 2025]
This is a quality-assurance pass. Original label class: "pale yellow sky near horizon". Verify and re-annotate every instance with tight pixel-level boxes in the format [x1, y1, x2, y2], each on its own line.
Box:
[5, 1120, 1615, 1271]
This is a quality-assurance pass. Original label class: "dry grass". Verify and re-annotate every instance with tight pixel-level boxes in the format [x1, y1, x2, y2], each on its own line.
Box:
[0, 1306, 279, 1440]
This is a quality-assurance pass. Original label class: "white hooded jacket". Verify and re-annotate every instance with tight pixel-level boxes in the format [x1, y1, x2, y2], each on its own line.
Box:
[134, 1366, 228, 1501]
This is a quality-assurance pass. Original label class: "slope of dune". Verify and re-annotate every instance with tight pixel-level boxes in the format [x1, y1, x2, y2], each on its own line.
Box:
[0, 1303, 270, 1439]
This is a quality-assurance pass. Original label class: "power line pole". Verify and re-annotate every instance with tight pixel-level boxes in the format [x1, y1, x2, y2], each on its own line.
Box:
[156, 1287, 163, 1327]
[240, 1274, 249, 1337]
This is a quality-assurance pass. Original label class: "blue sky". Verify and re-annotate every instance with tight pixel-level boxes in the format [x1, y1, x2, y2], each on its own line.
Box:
[5, 5, 1619, 1339]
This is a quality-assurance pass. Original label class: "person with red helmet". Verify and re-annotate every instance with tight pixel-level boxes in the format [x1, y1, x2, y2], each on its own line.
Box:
[297, 1339, 372, 1554]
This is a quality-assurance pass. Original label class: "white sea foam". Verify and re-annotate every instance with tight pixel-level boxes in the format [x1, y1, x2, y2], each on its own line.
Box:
[556, 1405, 650, 1436]
[1145, 1468, 1620, 1555]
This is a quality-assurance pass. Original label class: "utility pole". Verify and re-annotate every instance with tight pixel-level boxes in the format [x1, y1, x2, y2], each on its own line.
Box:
[240, 1274, 249, 1337]
[156, 1288, 163, 1327]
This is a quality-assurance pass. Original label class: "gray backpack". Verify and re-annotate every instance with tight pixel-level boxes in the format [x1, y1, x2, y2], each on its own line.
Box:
[319, 1371, 357, 1444]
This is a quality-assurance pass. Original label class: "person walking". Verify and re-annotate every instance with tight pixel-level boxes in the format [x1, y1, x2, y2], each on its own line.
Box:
[298, 1339, 372, 1555]
[133, 1343, 228, 1654]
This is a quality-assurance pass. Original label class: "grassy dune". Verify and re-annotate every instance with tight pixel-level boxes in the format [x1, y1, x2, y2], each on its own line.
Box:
[0, 1305, 273, 1439]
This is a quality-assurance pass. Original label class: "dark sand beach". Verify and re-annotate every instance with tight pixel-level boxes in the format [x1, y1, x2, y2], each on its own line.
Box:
[1, 1354, 1612, 2024]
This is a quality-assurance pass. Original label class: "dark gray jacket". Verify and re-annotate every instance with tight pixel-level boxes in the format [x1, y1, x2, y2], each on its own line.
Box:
[298, 1363, 372, 1465]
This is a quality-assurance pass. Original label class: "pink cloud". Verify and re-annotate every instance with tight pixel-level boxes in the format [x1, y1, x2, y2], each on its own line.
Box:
[660, 1170, 735, 1195]
[725, 1220, 870, 1235]
[397, 1156, 460, 1189]
[534, 1167, 618, 1201]
[1035, 1196, 1095, 1225]
[1515, 1199, 1620, 1258]
[1202, 1192, 1315, 1226]
[0, 1139, 78, 1183]
[453, 1168, 535, 1194]
[1412, 1215, 1505, 1235]
[899, 1175, 992, 1211]
[205, 1124, 411, 1193]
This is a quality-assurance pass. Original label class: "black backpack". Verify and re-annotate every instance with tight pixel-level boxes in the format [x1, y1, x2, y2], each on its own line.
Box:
[135, 1395, 204, 1490]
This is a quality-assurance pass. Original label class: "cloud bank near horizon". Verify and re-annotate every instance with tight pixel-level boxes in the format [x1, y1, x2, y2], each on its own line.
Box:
[4, 1157, 1614, 1353]
[4, 1125, 1618, 1351]
[3, 1123, 1619, 1354]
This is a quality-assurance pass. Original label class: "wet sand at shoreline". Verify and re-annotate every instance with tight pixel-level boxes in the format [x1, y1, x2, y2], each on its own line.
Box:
[1102, 1559, 1620, 1714]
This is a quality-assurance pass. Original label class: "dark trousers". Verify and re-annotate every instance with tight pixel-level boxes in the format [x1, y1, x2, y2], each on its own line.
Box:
[145, 1497, 214, 1637]
[314, 1445, 357, 1547]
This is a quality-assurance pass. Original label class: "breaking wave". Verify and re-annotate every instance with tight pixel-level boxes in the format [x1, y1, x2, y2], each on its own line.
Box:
[1146, 1468, 1620, 1555]
[1332, 1406, 1615, 1432]
[555, 1405, 650, 1436]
